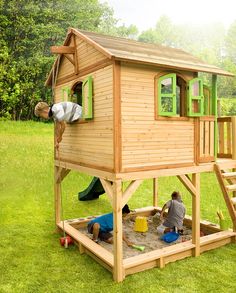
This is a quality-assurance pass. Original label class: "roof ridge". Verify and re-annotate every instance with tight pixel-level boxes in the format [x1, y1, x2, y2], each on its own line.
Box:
[75, 28, 190, 54]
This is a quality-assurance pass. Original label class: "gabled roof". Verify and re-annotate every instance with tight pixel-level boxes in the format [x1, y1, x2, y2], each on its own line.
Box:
[46, 28, 234, 86]
[75, 29, 233, 76]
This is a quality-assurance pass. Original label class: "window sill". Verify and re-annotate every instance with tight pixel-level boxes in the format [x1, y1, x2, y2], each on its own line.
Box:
[67, 119, 90, 125]
[155, 116, 192, 121]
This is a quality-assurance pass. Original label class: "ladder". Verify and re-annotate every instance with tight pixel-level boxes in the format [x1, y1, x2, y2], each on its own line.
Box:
[214, 163, 236, 231]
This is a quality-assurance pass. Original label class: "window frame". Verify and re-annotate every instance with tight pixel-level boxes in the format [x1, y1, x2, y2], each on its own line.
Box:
[157, 73, 177, 117]
[156, 72, 190, 121]
[187, 77, 204, 117]
[203, 84, 212, 116]
[71, 81, 83, 106]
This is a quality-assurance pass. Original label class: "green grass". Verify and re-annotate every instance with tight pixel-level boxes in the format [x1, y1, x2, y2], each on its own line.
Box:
[0, 121, 236, 293]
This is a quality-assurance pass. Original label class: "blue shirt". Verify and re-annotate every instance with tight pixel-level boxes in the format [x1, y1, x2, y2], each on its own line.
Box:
[89, 213, 113, 233]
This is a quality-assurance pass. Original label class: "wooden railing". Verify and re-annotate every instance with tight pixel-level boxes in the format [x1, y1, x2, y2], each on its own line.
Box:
[197, 117, 215, 163]
[217, 116, 236, 159]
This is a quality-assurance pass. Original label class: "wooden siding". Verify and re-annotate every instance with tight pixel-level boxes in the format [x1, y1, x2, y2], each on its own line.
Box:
[54, 65, 114, 170]
[77, 38, 107, 71]
[56, 55, 74, 81]
[56, 36, 107, 82]
[120, 63, 195, 171]
[57, 38, 74, 81]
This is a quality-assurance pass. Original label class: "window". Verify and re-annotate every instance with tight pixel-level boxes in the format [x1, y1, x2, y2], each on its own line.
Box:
[71, 82, 82, 106]
[187, 78, 204, 117]
[158, 73, 176, 116]
[157, 73, 206, 118]
[70, 76, 93, 120]
[157, 73, 187, 117]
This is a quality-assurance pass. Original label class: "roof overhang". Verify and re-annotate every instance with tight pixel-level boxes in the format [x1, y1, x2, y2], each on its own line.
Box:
[45, 28, 234, 87]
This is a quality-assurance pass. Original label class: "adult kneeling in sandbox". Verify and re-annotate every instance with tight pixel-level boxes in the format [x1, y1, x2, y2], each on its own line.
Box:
[87, 204, 133, 246]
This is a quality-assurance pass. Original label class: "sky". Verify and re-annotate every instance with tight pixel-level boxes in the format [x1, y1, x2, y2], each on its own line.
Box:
[100, 0, 236, 32]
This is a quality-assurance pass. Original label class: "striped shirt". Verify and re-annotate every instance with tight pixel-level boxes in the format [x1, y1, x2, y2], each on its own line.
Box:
[51, 102, 82, 123]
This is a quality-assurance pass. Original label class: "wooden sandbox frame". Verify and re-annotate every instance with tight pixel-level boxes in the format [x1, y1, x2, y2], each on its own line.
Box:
[55, 160, 236, 282]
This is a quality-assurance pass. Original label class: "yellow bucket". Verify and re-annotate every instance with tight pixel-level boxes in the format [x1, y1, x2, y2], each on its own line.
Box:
[134, 216, 148, 232]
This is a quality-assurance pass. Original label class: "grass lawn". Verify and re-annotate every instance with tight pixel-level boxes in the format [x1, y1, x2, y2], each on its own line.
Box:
[0, 121, 236, 293]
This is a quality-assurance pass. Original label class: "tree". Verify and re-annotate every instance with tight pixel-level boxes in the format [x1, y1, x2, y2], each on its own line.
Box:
[226, 20, 236, 63]
[139, 15, 176, 46]
[0, 0, 122, 120]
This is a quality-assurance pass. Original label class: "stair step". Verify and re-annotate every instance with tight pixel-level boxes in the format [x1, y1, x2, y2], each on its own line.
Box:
[222, 172, 236, 179]
[226, 184, 236, 192]
[231, 197, 236, 205]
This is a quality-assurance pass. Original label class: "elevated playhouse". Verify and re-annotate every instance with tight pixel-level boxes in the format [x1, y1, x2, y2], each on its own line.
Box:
[46, 28, 236, 282]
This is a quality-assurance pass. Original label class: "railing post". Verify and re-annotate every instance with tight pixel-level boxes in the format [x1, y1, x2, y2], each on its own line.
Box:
[231, 116, 236, 160]
[212, 75, 218, 158]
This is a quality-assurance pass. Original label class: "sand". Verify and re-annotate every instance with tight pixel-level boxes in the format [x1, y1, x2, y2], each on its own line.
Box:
[80, 214, 192, 259]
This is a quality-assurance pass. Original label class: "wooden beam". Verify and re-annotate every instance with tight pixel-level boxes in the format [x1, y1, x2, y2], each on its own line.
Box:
[232, 116, 236, 160]
[123, 241, 195, 270]
[212, 75, 218, 157]
[122, 180, 143, 207]
[64, 54, 75, 65]
[54, 166, 62, 224]
[192, 173, 200, 257]
[51, 46, 75, 54]
[54, 160, 115, 181]
[56, 168, 70, 183]
[57, 222, 113, 267]
[73, 34, 79, 75]
[115, 164, 213, 180]
[113, 180, 124, 282]
[100, 178, 113, 207]
[194, 117, 200, 164]
[177, 174, 196, 196]
[113, 61, 121, 173]
[153, 178, 158, 207]
[214, 164, 236, 231]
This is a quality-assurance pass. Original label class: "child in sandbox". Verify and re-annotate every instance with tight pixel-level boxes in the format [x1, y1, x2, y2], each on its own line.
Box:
[34, 101, 82, 149]
[87, 204, 133, 246]
[157, 191, 186, 234]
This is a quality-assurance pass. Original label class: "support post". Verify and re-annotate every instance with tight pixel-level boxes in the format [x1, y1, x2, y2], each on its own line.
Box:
[113, 179, 124, 282]
[231, 116, 236, 160]
[230, 110, 236, 196]
[192, 173, 200, 257]
[54, 166, 62, 224]
[212, 75, 218, 158]
[153, 178, 158, 207]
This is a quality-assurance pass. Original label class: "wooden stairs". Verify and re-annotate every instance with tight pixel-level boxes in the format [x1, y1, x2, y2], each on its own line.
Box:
[214, 163, 236, 231]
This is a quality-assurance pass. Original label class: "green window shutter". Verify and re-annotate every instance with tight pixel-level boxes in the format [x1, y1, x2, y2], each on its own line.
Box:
[187, 78, 204, 117]
[203, 85, 211, 115]
[82, 76, 93, 119]
[61, 86, 71, 101]
[158, 73, 177, 116]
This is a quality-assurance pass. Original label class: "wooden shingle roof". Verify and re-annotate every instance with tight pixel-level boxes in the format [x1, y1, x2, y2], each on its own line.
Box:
[46, 28, 234, 86]
[74, 29, 233, 76]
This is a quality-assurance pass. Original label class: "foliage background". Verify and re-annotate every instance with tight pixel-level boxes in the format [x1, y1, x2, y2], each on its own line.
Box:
[0, 1, 236, 120]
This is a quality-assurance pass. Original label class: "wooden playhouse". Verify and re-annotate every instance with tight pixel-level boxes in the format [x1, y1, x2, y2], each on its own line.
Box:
[46, 28, 236, 282]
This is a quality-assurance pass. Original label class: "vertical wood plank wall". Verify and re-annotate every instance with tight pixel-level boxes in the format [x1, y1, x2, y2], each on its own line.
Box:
[54, 65, 114, 171]
[57, 37, 107, 81]
[120, 63, 195, 171]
